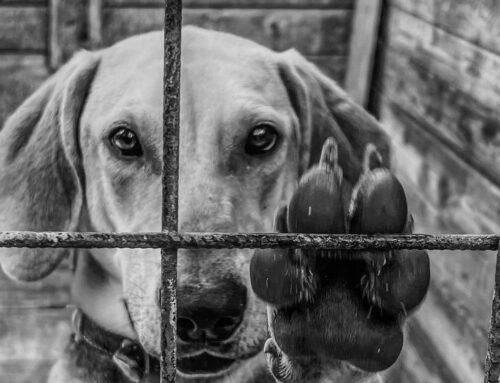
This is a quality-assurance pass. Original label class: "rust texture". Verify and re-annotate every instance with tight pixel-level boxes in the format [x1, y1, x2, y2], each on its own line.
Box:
[484, 244, 500, 382]
[161, 0, 182, 382]
[0, 231, 499, 250]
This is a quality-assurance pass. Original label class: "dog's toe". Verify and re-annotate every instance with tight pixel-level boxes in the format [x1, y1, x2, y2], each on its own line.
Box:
[264, 338, 311, 382]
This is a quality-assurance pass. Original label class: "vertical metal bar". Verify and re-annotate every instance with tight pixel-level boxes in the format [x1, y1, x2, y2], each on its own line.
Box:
[484, 243, 500, 382]
[161, 1, 182, 382]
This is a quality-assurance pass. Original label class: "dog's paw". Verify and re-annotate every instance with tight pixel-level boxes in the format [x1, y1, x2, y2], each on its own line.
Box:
[264, 338, 321, 383]
[250, 204, 319, 308]
[251, 140, 430, 379]
[268, 282, 404, 374]
[349, 145, 430, 318]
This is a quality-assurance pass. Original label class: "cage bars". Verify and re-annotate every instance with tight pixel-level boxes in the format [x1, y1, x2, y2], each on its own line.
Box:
[161, 1, 182, 382]
[2, 0, 500, 380]
[1, 231, 500, 251]
[484, 245, 500, 382]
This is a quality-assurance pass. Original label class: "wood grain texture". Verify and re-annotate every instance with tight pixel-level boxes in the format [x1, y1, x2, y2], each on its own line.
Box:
[88, 0, 104, 48]
[391, 0, 500, 56]
[0, 7, 47, 51]
[407, 297, 484, 383]
[379, 103, 500, 235]
[0, 308, 72, 383]
[379, 8, 500, 185]
[0, 262, 71, 309]
[49, 0, 87, 68]
[0, 359, 55, 383]
[374, 100, 497, 382]
[0, 55, 49, 128]
[345, 0, 383, 106]
[0, 309, 71, 359]
[104, 0, 354, 8]
[0, 0, 46, 4]
[101, 8, 351, 56]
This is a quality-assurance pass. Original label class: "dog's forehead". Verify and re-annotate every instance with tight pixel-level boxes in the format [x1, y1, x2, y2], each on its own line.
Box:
[182, 26, 283, 92]
[89, 27, 283, 110]
[89, 32, 164, 111]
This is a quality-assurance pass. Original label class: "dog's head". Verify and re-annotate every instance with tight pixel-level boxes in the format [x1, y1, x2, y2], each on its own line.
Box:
[0, 27, 389, 381]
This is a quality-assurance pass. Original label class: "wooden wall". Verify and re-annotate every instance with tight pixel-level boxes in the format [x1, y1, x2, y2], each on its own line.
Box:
[373, 1, 500, 382]
[0, 1, 354, 382]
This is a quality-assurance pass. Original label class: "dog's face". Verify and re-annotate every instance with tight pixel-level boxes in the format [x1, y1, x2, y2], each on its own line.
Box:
[0, 26, 391, 382]
[79, 28, 302, 378]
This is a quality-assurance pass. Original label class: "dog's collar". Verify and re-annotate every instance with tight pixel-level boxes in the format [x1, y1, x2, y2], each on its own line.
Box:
[72, 309, 160, 382]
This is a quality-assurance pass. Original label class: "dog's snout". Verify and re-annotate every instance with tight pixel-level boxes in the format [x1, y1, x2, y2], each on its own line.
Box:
[175, 279, 247, 343]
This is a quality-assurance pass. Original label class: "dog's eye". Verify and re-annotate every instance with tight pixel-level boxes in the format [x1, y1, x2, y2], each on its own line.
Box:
[109, 127, 143, 157]
[246, 124, 279, 155]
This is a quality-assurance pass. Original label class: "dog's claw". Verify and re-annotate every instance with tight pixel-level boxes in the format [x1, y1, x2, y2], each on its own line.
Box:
[264, 338, 311, 383]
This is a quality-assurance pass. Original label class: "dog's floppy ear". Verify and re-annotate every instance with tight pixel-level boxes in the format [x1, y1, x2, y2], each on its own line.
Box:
[0, 51, 100, 281]
[278, 49, 390, 183]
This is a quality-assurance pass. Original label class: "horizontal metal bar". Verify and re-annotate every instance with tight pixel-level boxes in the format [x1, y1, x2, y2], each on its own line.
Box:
[0, 231, 498, 250]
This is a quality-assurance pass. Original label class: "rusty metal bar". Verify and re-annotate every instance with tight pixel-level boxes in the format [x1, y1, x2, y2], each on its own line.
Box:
[485, 243, 500, 381]
[0, 231, 499, 250]
[161, 1, 182, 382]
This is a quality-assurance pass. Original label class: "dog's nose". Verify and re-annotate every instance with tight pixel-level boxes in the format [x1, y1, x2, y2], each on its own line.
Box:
[175, 280, 247, 343]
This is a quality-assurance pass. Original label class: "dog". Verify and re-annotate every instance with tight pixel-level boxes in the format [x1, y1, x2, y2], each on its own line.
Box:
[0, 27, 430, 383]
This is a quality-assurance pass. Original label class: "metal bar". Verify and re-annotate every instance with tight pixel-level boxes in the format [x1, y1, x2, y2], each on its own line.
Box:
[161, 1, 182, 382]
[484, 243, 500, 383]
[485, 243, 500, 381]
[0, 231, 499, 251]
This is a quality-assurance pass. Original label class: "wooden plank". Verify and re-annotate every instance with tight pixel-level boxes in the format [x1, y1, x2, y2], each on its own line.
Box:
[88, 0, 104, 49]
[0, 263, 71, 309]
[378, 101, 500, 235]
[373, 100, 497, 383]
[0, 55, 49, 128]
[376, 98, 500, 300]
[0, 359, 54, 383]
[375, 100, 497, 382]
[380, 50, 500, 189]
[345, 0, 383, 106]
[407, 298, 484, 383]
[384, 337, 442, 383]
[391, 0, 500, 56]
[0, 7, 47, 52]
[102, 8, 352, 55]
[376, 8, 500, 189]
[0, 309, 71, 361]
[0, 7, 351, 56]
[384, 8, 500, 115]
[104, 0, 354, 9]
[0, 0, 46, 4]
[49, 0, 87, 69]
[0, 309, 70, 382]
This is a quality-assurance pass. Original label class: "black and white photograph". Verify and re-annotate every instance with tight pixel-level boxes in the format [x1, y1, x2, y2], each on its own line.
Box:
[0, 1, 497, 382]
